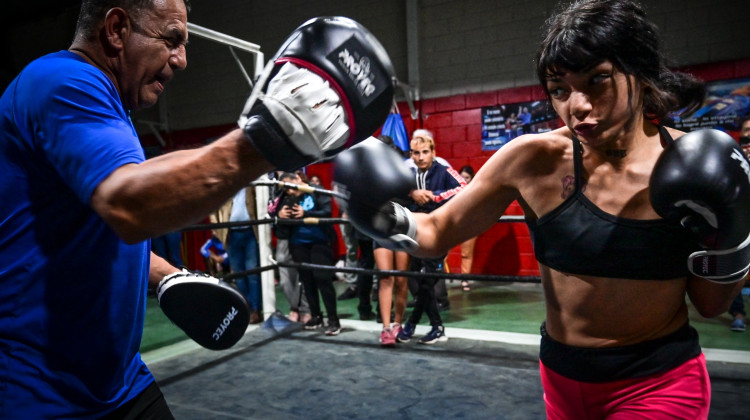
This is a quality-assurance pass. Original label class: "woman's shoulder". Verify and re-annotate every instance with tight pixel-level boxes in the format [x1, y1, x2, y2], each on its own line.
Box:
[488, 127, 574, 172]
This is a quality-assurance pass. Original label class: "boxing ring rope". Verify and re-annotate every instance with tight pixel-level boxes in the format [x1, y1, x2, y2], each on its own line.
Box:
[183, 178, 538, 317]
[250, 180, 349, 200]
[222, 259, 542, 284]
[181, 214, 525, 232]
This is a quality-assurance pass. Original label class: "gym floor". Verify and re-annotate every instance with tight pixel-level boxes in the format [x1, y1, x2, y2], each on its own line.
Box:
[142, 281, 750, 419]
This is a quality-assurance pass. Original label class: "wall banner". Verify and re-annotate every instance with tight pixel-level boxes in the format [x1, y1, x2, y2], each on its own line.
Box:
[671, 77, 750, 133]
[481, 100, 560, 151]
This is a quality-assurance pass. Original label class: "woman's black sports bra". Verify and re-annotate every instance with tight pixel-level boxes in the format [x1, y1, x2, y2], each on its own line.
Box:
[525, 127, 699, 280]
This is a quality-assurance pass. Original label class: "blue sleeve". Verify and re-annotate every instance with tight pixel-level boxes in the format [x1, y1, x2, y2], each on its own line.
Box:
[18, 56, 144, 204]
[200, 240, 211, 257]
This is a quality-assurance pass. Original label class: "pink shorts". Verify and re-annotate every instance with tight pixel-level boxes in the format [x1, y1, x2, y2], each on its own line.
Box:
[540, 353, 710, 420]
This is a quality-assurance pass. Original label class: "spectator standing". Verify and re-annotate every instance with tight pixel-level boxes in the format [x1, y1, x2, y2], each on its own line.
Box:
[397, 133, 467, 344]
[212, 186, 263, 324]
[275, 173, 341, 335]
[268, 172, 310, 323]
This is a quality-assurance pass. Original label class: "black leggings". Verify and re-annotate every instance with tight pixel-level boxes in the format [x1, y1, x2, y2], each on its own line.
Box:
[356, 239, 375, 314]
[290, 242, 337, 320]
[408, 255, 445, 327]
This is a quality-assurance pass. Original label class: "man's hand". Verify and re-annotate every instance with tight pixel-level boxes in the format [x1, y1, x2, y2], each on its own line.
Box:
[410, 189, 434, 206]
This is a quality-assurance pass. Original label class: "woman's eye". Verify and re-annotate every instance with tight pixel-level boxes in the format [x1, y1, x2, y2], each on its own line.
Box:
[548, 87, 567, 98]
[591, 73, 611, 84]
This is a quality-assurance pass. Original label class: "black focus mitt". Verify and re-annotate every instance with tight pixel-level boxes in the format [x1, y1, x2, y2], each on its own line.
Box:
[157, 270, 250, 350]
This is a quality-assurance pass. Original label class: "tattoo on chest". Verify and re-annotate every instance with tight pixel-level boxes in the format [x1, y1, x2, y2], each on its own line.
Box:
[561, 175, 575, 199]
[605, 149, 627, 158]
[561, 175, 587, 199]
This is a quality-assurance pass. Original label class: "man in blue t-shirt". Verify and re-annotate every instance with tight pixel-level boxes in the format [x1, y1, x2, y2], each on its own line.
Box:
[0, 0, 367, 417]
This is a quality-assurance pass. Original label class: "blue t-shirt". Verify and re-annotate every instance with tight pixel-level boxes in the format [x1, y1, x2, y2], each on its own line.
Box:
[0, 51, 153, 417]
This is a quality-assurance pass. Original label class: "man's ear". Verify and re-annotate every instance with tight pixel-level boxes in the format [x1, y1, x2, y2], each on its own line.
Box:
[103, 7, 130, 52]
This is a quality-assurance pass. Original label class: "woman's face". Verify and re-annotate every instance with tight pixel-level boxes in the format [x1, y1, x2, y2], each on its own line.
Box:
[282, 175, 303, 196]
[460, 171, 472, 183]
[545, 60, 642, 147]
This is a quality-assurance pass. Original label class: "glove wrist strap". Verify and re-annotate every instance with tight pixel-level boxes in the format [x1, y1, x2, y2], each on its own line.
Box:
[389, 204, 418, 251]
[688, 231, 750, 283]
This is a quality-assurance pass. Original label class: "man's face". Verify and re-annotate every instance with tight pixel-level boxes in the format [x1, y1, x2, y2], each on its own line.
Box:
[120, 0, 188, 110]
[411, 142, 435, 171]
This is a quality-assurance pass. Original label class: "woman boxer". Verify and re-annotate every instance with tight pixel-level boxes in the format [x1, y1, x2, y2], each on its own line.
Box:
[336, 1, 748, 418]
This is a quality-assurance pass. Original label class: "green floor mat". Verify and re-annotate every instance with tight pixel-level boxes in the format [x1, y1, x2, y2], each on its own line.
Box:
[141, 281, 750, 353]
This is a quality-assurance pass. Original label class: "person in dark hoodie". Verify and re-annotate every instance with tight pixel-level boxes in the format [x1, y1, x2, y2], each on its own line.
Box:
[396, 133, 466, 345]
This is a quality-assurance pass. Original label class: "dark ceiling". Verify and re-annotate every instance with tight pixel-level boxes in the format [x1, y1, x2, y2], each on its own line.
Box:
[3, 0, 82, 26]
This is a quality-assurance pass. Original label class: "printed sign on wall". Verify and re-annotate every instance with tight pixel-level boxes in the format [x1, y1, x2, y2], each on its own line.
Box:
[671, 77, 750, 133]
[481, 100, 561, 151]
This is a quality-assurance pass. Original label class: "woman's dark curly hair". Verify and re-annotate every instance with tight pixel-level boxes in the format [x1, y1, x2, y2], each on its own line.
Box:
[536, 0, 704, 120]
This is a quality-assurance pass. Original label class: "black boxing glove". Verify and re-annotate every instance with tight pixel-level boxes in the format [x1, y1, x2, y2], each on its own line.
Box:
[333, 137, 418, 251]
[158, 270, 250, 350]
[650, 129, 750, 283]
[239, 16, 396, 171]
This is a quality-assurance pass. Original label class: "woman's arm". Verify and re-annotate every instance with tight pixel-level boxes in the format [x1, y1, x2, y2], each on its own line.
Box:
[686, 274, 747, 318]
[412, 139, 530, 258]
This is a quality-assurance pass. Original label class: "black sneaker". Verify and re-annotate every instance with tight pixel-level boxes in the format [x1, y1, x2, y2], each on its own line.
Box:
[304, 315, 323, 330]
[730, 318, 746, 332]
[337, 287, 357, 301]
[325, 319, 342, 336]
[396, 321, 416, 343]
[418, 325, 447, 345]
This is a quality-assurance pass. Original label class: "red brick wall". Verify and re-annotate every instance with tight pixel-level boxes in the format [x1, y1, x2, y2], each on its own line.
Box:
[145, 59, 750, 275]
